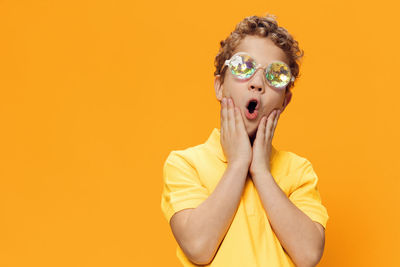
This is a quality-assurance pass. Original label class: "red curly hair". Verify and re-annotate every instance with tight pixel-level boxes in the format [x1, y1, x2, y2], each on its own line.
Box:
[214, 14, 304, 92]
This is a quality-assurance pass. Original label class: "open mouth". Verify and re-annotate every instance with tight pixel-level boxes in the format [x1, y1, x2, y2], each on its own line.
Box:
[246, 99, 259, 114]
[245, 98, 259, 120]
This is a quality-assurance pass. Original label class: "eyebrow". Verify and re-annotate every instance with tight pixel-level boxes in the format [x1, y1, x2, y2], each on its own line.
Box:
[236, 52, 287, 67]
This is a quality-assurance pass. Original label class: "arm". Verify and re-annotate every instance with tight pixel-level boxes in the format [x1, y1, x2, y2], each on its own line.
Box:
[251, 171, 325, 267]
[170, 162, 249, 265]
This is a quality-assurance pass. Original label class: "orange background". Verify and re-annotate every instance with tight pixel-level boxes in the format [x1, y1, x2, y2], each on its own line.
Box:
[0, 0, 399, 266]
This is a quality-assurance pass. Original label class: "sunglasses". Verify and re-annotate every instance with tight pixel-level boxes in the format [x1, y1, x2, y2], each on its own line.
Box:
[223, 52, 294, 89]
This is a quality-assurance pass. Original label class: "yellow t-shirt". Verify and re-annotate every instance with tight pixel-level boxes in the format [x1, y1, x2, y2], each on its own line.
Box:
[161, 127, 329, 266]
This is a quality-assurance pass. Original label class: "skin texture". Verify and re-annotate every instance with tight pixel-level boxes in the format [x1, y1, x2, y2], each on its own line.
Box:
[169, 35, 325, 266]
[214, 35, 293, 145]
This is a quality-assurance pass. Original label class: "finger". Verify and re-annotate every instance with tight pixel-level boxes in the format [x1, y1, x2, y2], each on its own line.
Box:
[220, 98, 223, 131]
[273, 109, 279, 132]
[255, 116, 267, 144]
[221, 97, 228, 136]
[265, 110, 276, 140]
[230, 98, 241, 132]
[228, 97, 235, 133]
[272, 109, 280, 131]
[234, 105, 246, 133]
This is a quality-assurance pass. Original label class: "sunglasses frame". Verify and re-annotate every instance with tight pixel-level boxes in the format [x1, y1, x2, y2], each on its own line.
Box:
[223, 52, 295, 89]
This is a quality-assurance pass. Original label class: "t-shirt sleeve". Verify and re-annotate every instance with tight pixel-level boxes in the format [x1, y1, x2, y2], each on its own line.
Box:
[288, 159, 329, 229]
[161, 151, 209, 224]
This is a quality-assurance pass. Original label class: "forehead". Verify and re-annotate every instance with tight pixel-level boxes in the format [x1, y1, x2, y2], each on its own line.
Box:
[232, 35, 289, 66]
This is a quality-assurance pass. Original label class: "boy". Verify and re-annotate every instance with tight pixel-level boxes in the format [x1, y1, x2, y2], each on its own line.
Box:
[161, 14, 329, 267]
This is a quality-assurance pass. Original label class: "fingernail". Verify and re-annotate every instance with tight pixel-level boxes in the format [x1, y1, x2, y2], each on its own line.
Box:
[222, 97, 226, 103]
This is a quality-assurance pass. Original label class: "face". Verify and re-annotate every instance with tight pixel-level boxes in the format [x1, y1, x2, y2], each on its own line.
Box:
[214, 35, 293, 140]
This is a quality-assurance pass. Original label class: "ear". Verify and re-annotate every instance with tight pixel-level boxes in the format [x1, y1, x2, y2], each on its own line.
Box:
[281, 89, 292, 112]
[214, 75, 224, 101]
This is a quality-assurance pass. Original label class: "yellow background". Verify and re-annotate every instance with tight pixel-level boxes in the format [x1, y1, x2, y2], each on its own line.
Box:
[1, 0, 399, 266]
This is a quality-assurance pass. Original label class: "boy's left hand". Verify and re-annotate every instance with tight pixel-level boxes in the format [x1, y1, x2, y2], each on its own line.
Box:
[249, 108, 281, 176]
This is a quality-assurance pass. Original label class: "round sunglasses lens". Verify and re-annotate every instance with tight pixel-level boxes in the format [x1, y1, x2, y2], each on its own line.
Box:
[228, 54, 256, 79]
[265, 62, 291, 88]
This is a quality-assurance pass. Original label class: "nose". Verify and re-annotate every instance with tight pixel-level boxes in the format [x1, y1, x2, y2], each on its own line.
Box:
[248, 68, 265, 93]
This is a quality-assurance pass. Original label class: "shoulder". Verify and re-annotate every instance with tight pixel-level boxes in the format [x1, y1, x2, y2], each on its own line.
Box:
[274, 148, 313, 176]
[164, 143, 207, 168]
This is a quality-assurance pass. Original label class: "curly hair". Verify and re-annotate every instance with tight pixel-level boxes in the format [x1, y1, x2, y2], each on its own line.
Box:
[214, 14, 304, 92]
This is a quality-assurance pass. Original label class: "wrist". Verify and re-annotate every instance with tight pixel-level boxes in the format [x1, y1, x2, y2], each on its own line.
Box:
[227, 160, 250, 172]
[250, 168, 271, 179]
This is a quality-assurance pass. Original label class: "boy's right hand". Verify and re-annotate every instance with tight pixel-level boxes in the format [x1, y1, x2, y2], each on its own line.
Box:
[220, 97, 252, 168]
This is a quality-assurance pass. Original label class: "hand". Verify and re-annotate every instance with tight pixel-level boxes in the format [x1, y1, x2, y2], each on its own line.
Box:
[220, 97, 252, 168]
[249, 108, 281, 176]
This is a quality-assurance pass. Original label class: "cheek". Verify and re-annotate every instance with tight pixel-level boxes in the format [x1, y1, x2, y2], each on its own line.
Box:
[261, 92, 284, 113]
[224, 83, 244, 106]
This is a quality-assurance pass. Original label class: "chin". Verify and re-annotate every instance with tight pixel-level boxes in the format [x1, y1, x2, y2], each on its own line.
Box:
[246, 126, 257, 139]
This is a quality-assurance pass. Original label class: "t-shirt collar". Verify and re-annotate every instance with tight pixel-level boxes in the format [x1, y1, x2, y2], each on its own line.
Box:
[204, 127, 277, 164]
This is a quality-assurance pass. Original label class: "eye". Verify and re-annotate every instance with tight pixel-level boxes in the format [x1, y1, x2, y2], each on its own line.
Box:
[228, 54, 256, 79]
[265, 62, 291, 89]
